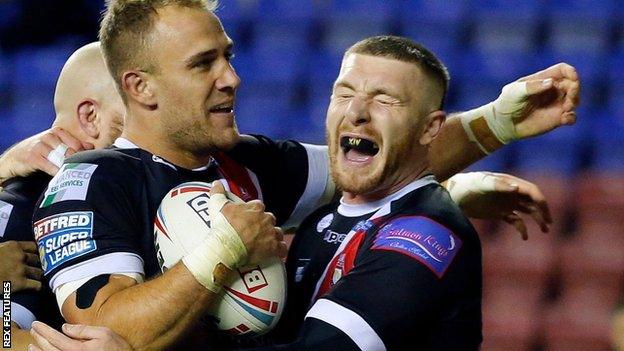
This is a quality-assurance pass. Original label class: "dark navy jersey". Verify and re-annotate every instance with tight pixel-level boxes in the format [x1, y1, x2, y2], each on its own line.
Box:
[268, 176, 482, 351]
[31, 135, 330, 292]
[0, 172, 64, 329]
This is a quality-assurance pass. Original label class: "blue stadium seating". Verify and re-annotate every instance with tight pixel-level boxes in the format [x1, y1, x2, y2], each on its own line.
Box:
[256, 0, 316, 21]
[321, 1, 392, 55]
[0, 0, 21, 30]
[9, 43, 76, 88]
[397, 1, 466, 23]
[591, 111, 624, 171]
[545, 0, 615, 54]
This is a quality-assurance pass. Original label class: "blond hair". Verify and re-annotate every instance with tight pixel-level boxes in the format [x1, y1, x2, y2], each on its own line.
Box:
[99, 0, 218, 103]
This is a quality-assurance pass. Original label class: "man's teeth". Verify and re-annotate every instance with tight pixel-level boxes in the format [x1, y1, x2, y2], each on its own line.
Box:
[340, 137, 379, 155]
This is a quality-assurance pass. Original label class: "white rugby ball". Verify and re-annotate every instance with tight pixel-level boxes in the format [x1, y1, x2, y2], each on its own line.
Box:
[154, 181, 286, 336]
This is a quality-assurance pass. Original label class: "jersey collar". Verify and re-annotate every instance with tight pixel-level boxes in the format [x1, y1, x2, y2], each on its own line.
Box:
[113, 137, 139, 149]
[112, 137, 214, 171]
[337, 175, 438, 218]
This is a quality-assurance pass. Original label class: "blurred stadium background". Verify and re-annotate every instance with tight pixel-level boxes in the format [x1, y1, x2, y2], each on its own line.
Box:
[0, 0, 622, 350]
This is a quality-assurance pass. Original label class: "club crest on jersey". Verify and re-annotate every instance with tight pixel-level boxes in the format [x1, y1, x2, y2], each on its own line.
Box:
[40, 163, 98, 208]
[372, 216, 462, 278]
[33, 211, 96, 275]
[353, 220, 373, 232]
[316, 213, 334, 232]
[0, 200, 13, 238]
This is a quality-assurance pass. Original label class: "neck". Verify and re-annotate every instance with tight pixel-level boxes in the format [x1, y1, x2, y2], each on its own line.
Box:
[121, 113, 212, 170]
[342, 163, 432, 204]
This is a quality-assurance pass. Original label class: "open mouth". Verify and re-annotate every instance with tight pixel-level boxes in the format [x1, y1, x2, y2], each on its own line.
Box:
[340, 136, 379, 162]
[209, 102, 234, 114]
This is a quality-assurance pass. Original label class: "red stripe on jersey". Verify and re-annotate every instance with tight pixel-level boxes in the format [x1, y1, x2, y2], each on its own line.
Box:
[213, 152, 258, 202]
[314, 230, 366, 301]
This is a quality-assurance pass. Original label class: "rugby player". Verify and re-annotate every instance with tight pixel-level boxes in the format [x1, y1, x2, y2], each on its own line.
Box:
[25, 1, 579, 350]
[0, 41, 125, 350]
[26, 34, 579, 350]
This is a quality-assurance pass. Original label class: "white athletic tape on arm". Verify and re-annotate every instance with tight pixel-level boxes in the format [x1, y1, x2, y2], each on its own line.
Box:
[46, 143, 69, 168]
[182, 188, 247, 292]
[446, 172, 498, 205]
[460, 81, 528, 153]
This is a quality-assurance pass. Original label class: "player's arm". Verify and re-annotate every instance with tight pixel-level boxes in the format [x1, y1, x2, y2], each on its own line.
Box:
[429, 63, 580, 181]
[54, 182, 286, 350]
[0, 127, 91, 184]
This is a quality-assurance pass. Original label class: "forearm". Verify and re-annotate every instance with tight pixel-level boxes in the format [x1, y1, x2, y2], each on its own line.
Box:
[65, 263, 222, 350]
[429, 115, 489, 181]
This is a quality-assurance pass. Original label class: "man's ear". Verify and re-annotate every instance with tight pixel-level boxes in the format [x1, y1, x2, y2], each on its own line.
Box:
[121, 70, 157, 108]
[77, 99, 99, 139]
[419, 110, 446, 146]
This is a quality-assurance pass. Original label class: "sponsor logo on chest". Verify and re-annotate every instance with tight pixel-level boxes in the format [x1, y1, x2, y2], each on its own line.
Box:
[40, 163, 98, 208]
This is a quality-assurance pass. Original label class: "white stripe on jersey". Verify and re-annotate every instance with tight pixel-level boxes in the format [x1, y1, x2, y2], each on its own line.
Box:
[283, 144, 330, 228]
[305, 298, 386, 351]
[49, 252, 144, 292]
[11, 302, 36, 329]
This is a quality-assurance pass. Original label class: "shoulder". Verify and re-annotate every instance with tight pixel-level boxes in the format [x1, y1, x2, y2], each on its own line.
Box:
[228, 134, 306, 157]
[372, 215, 464, 278]
[64, 148, 142, 170]
[58, 148, 145, 184]
[400, 183, 477, 239]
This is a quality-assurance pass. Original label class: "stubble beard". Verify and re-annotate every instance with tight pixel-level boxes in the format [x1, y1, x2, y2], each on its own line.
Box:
[328, 132, 413, 197]
[166, 108, 240, 158]
[327, 132, 385, 195]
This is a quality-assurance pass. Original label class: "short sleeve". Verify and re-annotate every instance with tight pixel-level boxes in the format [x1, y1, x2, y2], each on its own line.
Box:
[32, 154, 145, 291]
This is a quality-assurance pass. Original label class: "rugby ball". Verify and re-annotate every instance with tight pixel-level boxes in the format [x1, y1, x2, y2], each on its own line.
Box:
[154, 181, 286, 336]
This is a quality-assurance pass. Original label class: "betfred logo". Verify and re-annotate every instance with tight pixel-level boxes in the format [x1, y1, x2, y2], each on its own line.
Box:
[33, 212, 92, 239]
[238, 266, 268, 293]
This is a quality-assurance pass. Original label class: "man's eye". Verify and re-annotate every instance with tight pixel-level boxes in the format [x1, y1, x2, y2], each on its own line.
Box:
[375, 96, 395, 105]
[194, 60, 213, 69]
[225, 52, 236, 61]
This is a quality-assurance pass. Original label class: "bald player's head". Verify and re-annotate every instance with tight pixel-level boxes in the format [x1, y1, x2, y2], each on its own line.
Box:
[53, 42, 124, 149]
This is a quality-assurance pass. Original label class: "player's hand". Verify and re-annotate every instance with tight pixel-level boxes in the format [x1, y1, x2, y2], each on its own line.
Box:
[211, 182, 287, 264]
[0, 241, 43, 292]
[29, 321, 133, 351]
[0, 127, 94, 182]
[459, 63, 580, 153]
[514, 62, 580, 138]
[446, 172, 552, 240]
